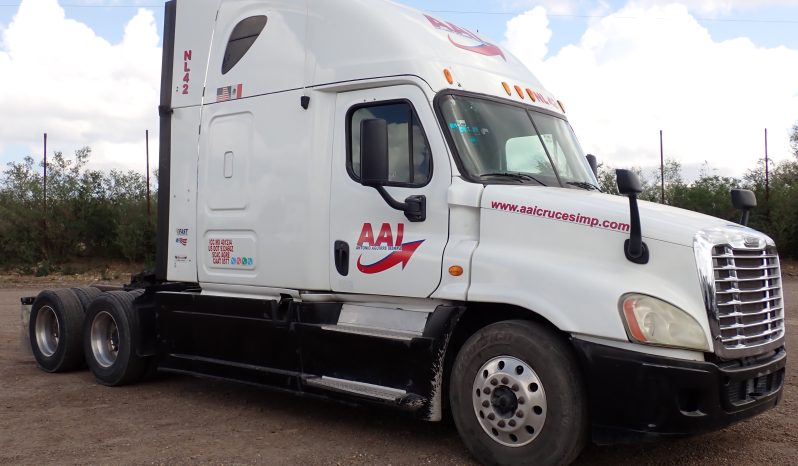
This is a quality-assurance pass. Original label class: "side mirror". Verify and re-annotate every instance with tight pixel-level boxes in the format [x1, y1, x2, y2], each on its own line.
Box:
[359, 118, 426, 222]
[586, 154, 598, 179]
[360, 119, 390, 187]
[616, 169, 648, 264]
[616, 169, 642, 196]
[731, 189, 757, 226]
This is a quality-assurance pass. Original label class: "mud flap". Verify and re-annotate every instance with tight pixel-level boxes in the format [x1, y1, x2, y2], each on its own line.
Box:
[20, 297, 34, 356]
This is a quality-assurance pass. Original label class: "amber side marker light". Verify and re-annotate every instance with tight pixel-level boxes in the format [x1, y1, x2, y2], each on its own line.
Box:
[526, 88, 537, 102]
[444, 69, 454, 85]
[449, 265, 464, 277]
[502, 82, 512, 96]
[622, 298, 647, 342]
[514, 85, 525, 99]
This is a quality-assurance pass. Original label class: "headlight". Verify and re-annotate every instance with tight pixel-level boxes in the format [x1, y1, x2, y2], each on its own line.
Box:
[619, 294, 709, 352]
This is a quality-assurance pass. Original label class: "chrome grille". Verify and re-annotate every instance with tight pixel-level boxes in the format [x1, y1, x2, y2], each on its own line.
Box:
[712, 246, 784, 351]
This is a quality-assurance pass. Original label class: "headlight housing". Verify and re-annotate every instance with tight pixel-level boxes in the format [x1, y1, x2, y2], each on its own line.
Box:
[619, 294, 710, 352]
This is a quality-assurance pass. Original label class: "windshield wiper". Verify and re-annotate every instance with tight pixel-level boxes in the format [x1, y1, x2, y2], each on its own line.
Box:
[566, 181, 600, 191]
[479, 172, 547, 186]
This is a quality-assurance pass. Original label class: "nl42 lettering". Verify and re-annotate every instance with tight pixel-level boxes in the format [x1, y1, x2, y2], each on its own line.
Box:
[181, 50, 192, 95]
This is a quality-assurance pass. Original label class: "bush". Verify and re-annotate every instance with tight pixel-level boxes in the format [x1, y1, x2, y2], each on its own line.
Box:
[599, 154, 798, 258]
[0, 147, 156, 271]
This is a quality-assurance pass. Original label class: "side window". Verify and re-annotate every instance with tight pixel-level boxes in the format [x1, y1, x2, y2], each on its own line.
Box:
[222, 16, 268, 75]
[348, 102, 432, 186]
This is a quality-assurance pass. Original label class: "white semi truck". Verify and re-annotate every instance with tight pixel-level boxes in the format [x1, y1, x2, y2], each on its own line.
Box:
[24, 1, 786, 465]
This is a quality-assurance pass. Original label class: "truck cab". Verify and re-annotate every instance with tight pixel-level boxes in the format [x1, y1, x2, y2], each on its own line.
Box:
[26, 1, 786, 465]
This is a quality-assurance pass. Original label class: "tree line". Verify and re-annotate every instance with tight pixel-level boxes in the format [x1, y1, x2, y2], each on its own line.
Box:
[0, 147, 155, 274]
[598, 125, 798, 259]
[0, 128, 796, 275]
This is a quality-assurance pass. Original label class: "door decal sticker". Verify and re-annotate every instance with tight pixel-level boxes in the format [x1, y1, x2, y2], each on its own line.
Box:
[355, 223, 425, 274]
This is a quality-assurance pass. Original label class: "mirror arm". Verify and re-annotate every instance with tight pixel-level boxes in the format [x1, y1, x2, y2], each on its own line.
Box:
[374, 186, 426, 222]
[739, 209, 751, 227]
[624, 194, 649, 264]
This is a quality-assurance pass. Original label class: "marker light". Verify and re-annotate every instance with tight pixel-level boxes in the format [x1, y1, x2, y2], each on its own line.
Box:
[620, 294, 709, 352]
[557, 100, 566, 113]
[444, 69, 454, 85]
[449, 265, 464, 277]
[526, 89, 537, 102]
[502, 82, 512, 96]
[514, 85, 525, 99]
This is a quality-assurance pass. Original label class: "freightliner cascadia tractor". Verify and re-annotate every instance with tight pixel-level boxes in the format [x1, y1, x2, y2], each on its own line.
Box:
[22, 1, 786, 464]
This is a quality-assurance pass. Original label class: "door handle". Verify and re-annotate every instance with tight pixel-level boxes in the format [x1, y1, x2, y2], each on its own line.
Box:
[334, 241, 349, 276]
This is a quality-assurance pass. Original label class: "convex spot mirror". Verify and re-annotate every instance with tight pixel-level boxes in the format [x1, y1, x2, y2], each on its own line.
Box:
[731, 189, 757, 211]
[586, 154, 598, 179]
[616, 169, 643, 196]
[731, 189, 757, 226]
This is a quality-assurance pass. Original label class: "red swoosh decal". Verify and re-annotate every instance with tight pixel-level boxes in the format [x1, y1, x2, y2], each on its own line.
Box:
[357, 240, 425, 274]
[448, 35, 506, 60]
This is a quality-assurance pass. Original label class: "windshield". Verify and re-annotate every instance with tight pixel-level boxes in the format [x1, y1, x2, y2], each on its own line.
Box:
[438, 94, 598, 188]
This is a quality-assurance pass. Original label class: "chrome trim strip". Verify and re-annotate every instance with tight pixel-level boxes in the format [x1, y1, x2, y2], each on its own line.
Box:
[320, 324, 417, 341]
[717, 296, 781, 306]
[716, 275, 780, 283]
[719, 306, 784, 319]
[304, 376, 407, 401]
[720, 316, 784, 331]
[714, 264, 779, 271]
[716, 285, 781, 295]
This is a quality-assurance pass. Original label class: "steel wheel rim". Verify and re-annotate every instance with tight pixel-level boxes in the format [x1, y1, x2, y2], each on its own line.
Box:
[90, 311, 119, 368]
[34, 305, 60, 357]
[471, 355, 547, 447]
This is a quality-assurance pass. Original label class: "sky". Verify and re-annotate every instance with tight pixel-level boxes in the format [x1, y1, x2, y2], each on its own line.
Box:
[1, 0, 797, 180]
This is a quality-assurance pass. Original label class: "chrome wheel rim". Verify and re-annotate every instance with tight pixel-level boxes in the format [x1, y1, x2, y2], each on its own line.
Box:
[90, 311, 119, 368]
[34, 305, 60, 357]
[472, 356, 547, 447]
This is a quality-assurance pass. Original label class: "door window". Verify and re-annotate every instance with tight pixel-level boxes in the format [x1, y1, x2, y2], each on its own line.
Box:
[348, 101, 432, 187]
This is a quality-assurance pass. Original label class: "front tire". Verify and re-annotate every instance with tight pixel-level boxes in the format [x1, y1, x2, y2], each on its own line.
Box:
[450, 320, 588, 466]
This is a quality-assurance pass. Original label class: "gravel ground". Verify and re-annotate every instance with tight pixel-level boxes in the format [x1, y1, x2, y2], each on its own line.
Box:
[0, 277, 795, 465]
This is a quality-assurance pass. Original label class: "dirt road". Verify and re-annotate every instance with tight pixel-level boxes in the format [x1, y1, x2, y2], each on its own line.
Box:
[1, 279, 795, 465]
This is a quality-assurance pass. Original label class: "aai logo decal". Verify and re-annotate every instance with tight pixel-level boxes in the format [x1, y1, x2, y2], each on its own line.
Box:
[356, 223, 424, 274]
[424, 14, 506, 60]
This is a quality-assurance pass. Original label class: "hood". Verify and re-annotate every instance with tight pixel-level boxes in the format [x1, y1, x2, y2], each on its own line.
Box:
[481, 185, 756, 248]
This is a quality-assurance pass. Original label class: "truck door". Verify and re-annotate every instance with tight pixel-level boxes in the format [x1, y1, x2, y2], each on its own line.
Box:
[329, 85, 451, 297]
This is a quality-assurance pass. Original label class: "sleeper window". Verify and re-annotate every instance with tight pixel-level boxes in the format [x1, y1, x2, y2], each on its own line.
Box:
[222, 16, 268, 75]
[348, 102, 432, 186]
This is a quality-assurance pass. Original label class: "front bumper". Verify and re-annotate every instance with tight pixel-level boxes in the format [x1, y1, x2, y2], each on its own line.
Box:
[572, 339, 786, 445]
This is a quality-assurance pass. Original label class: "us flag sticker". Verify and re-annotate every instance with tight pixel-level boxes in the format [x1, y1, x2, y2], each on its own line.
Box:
[216, 84, 244, 102]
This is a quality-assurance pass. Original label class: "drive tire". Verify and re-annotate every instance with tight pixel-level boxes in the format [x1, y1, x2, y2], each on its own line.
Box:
[83, 290, 148, 386]
[450, 320, 588, 466]
[70, 286, 102, 313]
[29, 289, 85, 372]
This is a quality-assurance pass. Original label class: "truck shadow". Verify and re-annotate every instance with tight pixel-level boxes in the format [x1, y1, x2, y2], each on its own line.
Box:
[148, 372, 764, 466]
